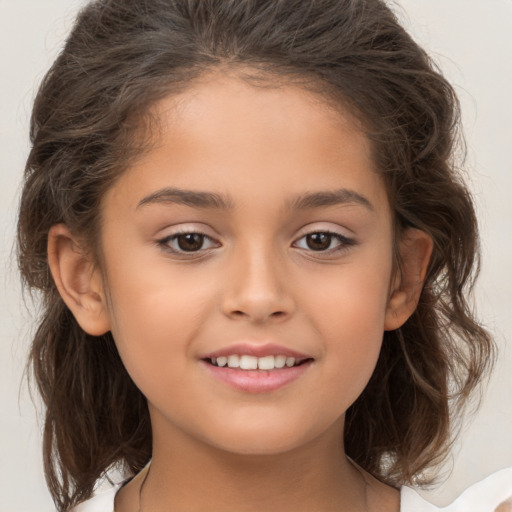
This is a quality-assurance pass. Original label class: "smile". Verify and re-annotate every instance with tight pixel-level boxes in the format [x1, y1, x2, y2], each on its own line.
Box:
[208, 355, 307, 370]
[202, 354, 313, 393]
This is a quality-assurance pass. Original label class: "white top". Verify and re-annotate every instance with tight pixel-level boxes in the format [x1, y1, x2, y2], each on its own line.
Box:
[74, 467, 512, 512]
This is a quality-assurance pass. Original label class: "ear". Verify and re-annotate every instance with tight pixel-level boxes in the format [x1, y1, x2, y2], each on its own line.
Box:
[384, 228, 433, 331]
[47, 223, 111, 336]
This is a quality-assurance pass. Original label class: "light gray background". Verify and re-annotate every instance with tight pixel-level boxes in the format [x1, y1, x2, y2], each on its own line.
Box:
[1, 1, 511, 510]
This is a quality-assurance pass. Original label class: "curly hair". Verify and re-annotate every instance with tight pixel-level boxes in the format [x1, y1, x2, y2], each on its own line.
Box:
[17, 0, 494, 510]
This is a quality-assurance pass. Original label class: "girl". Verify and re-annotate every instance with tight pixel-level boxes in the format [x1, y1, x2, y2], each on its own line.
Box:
[16, 0, 511, 510]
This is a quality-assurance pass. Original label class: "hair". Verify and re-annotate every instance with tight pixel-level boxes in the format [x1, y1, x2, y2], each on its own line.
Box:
[17, 0, 495, 510]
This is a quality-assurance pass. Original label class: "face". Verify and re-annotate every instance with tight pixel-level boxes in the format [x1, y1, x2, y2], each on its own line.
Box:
[97, 74, 399, 456]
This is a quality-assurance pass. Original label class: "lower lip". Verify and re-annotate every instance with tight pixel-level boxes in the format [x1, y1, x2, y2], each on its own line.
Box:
[201, 361, 313, 393]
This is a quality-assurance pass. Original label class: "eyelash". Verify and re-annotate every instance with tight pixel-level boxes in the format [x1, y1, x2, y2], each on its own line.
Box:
[157, 229, 356, 257]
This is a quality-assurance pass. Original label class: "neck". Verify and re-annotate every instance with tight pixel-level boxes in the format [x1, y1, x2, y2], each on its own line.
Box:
[138, 418, 368, 512]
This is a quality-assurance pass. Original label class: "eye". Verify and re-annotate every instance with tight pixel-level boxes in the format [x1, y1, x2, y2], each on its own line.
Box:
[158, 231, 219, 254]
[294, 231, 355, 253]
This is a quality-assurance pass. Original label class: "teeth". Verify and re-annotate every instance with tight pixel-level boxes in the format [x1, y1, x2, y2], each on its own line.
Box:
[239, 355, 258, 370]
[258, 355, 275, 370]
[227, 355, 240, 368]
[211, 354, 299, 370]
[274, 355, 286, 368]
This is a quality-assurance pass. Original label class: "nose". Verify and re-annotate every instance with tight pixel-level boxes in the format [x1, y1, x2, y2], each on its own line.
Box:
[221, 243, 296, 324]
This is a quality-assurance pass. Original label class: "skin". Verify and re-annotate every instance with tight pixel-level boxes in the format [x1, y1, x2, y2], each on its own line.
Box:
[48, 72, 432, 511]
[496, 500, 512, 512]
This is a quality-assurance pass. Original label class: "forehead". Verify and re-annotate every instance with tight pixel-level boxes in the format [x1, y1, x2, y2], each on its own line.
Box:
[156, 71, 369, 161]
[104, 73, 388, 217]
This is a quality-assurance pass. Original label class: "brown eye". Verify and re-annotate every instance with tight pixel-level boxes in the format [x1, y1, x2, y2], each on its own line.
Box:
[306, 233, 332, 251]
[176, 233, 205, 252]
[294, 231, 355, 254]
[158, 231, 219, 255]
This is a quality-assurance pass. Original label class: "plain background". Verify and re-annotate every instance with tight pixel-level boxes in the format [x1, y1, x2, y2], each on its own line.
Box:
[1, 1, 511, 510]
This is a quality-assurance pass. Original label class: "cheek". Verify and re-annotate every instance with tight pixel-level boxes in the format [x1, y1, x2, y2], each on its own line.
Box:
[305, 252, 392, 333]
[102, 256, 215, 386]
[304, 258, 392, 402]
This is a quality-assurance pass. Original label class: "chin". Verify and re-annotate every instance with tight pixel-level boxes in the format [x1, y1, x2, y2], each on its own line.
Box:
[202, 419, 323, 457]
[212, 437, 306, 457]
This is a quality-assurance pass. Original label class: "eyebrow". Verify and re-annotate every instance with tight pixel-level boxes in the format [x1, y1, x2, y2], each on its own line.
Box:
[286, 189, 373, 211]
[137, 187, 234, 210]
[137, 187, 373, 212]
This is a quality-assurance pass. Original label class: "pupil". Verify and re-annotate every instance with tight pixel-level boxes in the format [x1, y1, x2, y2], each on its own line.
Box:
[307, 233, 331, 251]
[178, 233, 203, 251]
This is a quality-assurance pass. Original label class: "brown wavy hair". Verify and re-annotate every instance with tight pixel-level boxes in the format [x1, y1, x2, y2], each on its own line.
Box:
[17, 0, 495, 510]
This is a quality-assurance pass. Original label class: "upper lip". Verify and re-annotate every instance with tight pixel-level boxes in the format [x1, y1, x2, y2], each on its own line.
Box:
[201, 343, 312, 361]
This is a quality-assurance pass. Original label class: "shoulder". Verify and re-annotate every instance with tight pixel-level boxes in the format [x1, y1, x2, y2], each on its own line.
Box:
[69, 467, 512, 512]
[73, 465, 147, 511]
[72, 483, 121, 512]
[401, 468, 512, 512]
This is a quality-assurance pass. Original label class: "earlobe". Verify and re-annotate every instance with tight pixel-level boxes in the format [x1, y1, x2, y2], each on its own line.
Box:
[47, 223, 111, 336]
[384, 228, 433, 331]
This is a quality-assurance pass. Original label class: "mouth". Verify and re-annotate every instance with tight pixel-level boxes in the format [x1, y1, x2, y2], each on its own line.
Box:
[204, 354, 313, 371]
[200, 343, 314, 392]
